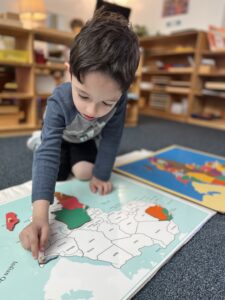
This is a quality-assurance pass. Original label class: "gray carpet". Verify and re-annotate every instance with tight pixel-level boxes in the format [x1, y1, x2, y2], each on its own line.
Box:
[1, 115, 225, 299]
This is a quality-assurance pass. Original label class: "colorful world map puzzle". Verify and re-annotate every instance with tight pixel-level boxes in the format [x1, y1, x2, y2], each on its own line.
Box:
[115, 146, 225, 213]
[0, 174, 214, 299]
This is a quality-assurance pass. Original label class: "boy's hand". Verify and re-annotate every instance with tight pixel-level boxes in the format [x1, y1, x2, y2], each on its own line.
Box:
[19, 199, 50, 260]
[19, 219, 49, 259]
[90, 176, 112, 195]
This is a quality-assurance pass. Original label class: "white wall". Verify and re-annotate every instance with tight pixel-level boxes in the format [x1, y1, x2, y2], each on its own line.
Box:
[147, 0, 225, 35]
[1, 0, 225, 35]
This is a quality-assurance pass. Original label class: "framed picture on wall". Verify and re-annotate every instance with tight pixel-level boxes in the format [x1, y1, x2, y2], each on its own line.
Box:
[162, 0, 189, 17]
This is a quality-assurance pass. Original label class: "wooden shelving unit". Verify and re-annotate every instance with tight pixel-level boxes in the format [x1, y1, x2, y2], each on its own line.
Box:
[32, 28, 74, 129]
[0, 23, 35, 134]
[139, 31, 225, 130]
[0, 25, 74, 135]
[2, 25, 225, 133]
[188, 33, 225, 130]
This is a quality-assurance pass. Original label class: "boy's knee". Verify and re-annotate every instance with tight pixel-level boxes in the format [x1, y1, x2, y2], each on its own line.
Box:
[72, 161, 93, 181]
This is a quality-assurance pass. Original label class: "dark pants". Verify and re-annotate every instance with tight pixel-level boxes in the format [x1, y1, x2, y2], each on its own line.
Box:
[57, 139, 97, 181]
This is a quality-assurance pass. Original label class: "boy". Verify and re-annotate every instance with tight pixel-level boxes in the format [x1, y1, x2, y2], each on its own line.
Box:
[19, 8, 140, 260]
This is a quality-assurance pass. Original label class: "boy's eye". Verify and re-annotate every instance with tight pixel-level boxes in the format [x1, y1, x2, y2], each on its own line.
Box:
[103, 101, 113, 107]
[79, 94, 89, 100]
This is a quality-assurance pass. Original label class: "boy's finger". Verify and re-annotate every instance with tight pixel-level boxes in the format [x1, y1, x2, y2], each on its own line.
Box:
[90, 183, 97, 193]
[98, 185, 104, 195]
[30, 234, 39, 259]
[108, 182, 113, 193]
[40, 226, 49, 251]
[102, 184, 107, 195]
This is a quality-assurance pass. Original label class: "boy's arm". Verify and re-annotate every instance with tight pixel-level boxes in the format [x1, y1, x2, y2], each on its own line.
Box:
[32, 200, 50, 221]
[93, 94, 127, 181]
[32, 97, 65, 204]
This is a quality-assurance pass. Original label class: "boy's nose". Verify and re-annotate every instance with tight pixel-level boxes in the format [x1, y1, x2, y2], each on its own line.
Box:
[86, 104, 97, 117]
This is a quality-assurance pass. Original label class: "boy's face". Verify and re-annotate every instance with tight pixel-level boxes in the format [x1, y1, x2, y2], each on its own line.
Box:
[71, 71, 122, 120]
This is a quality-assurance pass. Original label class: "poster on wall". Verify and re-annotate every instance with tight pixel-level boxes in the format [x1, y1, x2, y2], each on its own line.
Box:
[162, 0, 189, 17]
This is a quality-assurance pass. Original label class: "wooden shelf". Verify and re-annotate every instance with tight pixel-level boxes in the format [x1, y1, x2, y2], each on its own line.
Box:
[143, 69, 193, 75]
[0, 92, 33, 99]
[199, 72, 225, 77]
[140, 107, 187, 122]
[143, 88, 190, 95]
[188, 118, 225, 130]
[140, 31, 199, 46]
[33, 27, 74, 46]
[0, 61, 32, 67]
[195, 92, 225, 99]
[35, 63, 65, 71]
[148, 50, 194, 57]
[165, 87, 190, 94]
[0, 124, 39, 136]
[0, 23, 30, 37]
[202, 50, 225, 57]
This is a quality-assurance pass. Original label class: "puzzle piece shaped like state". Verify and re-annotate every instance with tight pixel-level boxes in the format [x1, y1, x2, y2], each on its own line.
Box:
[6, 212, 20, 231]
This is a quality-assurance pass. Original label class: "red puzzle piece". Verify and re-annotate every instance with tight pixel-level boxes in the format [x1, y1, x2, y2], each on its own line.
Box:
[6, 212, 20, 231]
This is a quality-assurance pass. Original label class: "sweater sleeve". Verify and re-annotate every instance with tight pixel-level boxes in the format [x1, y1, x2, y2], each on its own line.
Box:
[93, 94, 127, 181]
[32, 97, 65, 204]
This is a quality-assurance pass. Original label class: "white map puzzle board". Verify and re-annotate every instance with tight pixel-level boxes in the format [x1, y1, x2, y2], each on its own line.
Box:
[0, 173, 214, 300]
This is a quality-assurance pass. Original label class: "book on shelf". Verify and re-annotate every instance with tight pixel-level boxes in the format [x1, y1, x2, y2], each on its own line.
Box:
[151, 76, 171, 85]
[149, 93, 171, 110]
[201, 58, 216, 66]
[0, 49, 29, 64]
[170, 98, 188, 115]
[207, 25, 225, 51]
[140, 81, 153, 91]
[202, 89, 225, 97]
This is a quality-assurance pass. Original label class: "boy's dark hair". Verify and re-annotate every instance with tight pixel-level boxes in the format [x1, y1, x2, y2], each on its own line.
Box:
[69, 7, 140, 92]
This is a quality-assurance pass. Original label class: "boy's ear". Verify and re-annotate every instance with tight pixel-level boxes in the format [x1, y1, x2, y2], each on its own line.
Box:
[64, 62, 71, 83]
[64, 62, 70, 71]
